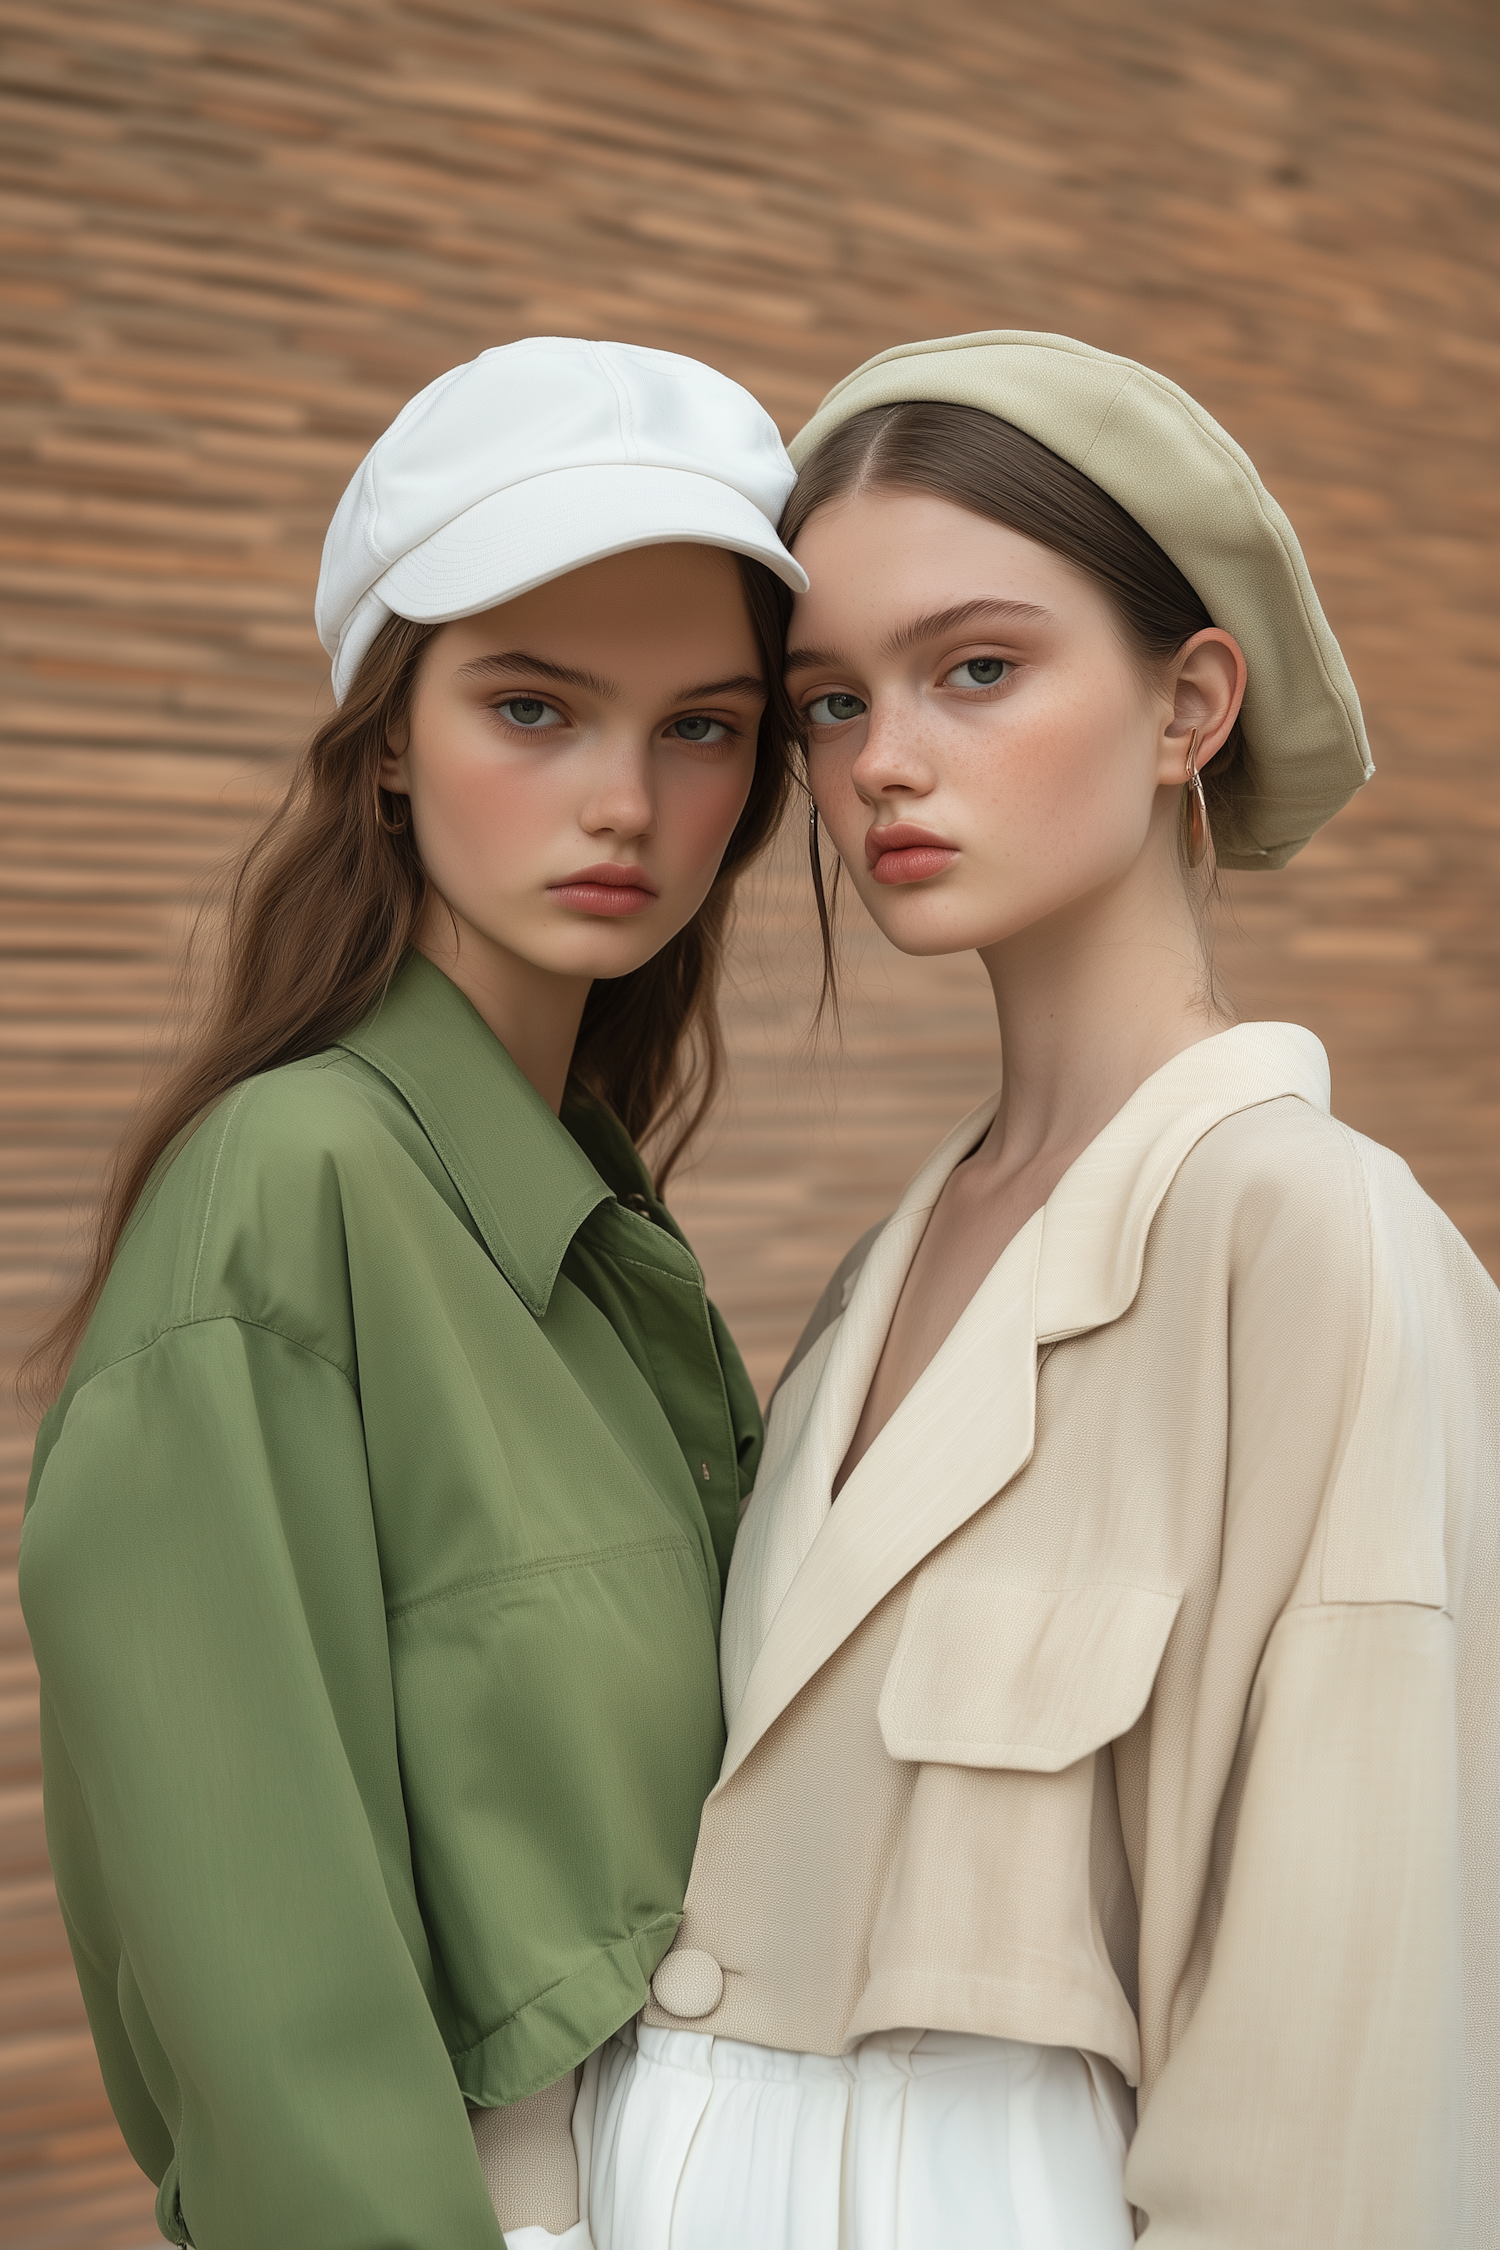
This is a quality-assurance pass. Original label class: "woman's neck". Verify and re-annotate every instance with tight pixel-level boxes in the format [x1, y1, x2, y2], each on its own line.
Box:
[975, 848, 1232, 1196]
[416, 897, 591, 1115]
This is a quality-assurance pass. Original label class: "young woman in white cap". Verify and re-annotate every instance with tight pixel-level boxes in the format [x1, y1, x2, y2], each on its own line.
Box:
[20, 338, 810, 2250]
[598, 335, 1499, 2249]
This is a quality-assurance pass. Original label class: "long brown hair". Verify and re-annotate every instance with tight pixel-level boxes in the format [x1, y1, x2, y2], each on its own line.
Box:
[781, 401, 1247, 981]
[25, 555, 797, 1410]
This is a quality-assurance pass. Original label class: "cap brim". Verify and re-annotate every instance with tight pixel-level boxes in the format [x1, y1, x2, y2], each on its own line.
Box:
[332, 463, 807, 700]
[383, 460, 802, 614]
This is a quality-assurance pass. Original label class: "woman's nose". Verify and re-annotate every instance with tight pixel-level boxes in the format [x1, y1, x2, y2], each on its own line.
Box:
[849, 703, 934, 805]
[580, 739, 657, 840]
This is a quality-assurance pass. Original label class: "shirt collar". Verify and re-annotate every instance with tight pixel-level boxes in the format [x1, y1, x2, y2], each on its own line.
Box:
[339, 951, 615, 1317]
[871, 1019, 1331, 1344]
[1033, 1019, 1330, 1339]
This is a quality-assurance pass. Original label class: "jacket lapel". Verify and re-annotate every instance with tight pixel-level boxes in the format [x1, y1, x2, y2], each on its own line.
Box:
[720, 1202, 937, 1728]
[1034, 1019, 1330, 1339]
[719, 1095, 1001, 1733]
[720, 1203, 1042, 1783]
[717, 1021, 1332, 1787]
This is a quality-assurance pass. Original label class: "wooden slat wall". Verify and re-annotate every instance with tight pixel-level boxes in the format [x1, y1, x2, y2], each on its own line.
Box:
[1, 1, 1496, 2240]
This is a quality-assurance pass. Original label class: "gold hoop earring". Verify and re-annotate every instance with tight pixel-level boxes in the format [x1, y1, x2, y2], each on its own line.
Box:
[1181, 729, 1212, 871]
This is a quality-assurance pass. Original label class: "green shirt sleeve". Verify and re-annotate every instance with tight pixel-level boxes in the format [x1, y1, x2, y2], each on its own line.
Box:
[21, 1316, 506, 2250]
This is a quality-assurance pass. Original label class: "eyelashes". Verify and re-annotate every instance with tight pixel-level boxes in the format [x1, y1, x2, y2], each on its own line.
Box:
[491, 702, 737, 747]
[497, 696, 563, 730]
[804, 657, 1012, 728]
[666, 716, 731, 745]
[944, 658, 1009, 688]
[807, 692, 868, 725]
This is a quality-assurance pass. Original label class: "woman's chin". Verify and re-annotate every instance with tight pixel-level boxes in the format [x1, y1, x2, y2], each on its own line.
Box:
[532, 920, 685, 983]
[855, 886, 1014, 961]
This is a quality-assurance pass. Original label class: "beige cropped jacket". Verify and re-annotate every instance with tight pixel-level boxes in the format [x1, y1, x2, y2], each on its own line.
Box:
[641, 1024, 1499, 2247]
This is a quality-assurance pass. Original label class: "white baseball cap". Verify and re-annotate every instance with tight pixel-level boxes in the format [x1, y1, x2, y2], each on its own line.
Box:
[317, 337, 809, 702]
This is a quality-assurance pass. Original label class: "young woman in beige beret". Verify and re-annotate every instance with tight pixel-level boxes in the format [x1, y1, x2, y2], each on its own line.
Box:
[558, 336, 1500, 2250]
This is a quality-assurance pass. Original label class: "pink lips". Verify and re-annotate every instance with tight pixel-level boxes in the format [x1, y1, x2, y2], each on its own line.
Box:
[547, 863, 659, 917]
[865, 823, 959, 886]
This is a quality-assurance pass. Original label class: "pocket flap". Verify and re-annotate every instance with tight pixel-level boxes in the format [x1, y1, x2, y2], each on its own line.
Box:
[878, 1577, 1183, 1772]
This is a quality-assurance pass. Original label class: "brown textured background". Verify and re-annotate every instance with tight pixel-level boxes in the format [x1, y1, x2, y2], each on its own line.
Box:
[1, 1, 1496, 2240]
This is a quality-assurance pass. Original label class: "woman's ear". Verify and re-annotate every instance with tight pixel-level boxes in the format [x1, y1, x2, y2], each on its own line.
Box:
[1159, 628, 1247, 781]
[379, 712, 411, 796]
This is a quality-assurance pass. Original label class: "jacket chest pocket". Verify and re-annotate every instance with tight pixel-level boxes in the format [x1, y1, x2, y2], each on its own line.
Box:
[877, 1577, 1182, 1772]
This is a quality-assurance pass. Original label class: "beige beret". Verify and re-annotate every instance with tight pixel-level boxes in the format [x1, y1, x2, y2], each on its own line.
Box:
[788, 331, 1372, 870]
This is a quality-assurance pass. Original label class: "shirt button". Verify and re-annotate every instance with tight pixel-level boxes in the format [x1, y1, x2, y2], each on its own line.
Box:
[650, 1947, 724, 2019]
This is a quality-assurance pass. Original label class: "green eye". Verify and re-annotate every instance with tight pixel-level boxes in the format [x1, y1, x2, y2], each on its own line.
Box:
[945, 658, 1008, 688]
[808, 692, 867, 725]
[499, 697, 560, 728]
[669, 716, 728, 744]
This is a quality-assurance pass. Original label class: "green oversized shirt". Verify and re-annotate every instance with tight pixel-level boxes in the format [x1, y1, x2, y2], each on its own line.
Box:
[20, 953, 761, 2250]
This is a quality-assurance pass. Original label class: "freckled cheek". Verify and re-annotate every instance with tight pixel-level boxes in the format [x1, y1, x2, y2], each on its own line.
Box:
[960, 697, 1133, 840]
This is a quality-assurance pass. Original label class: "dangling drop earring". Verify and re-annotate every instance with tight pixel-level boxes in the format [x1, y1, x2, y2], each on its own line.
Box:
[1181, 728, 1212, 871]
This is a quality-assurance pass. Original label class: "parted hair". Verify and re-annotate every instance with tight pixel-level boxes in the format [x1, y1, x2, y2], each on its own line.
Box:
[24, 556, 798, 1411]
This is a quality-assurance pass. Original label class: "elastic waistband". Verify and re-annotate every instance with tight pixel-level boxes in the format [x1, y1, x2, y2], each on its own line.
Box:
[629, 2023, 1069, 2088]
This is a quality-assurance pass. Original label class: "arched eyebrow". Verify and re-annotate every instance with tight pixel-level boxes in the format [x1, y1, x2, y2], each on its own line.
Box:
[786, 598, 1053, 674]
[668, 674, 766, 703]
[455, 651, 617, 695]
[884, 599, 1052, 654]
[452, 654, 765, 704]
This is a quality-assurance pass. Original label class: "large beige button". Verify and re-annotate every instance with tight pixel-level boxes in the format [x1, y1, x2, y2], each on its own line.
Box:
[650, 1947, 724, 2019]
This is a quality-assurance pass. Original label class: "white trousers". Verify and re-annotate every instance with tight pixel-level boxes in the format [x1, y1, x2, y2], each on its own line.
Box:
[507, 2021, 1136, 2250]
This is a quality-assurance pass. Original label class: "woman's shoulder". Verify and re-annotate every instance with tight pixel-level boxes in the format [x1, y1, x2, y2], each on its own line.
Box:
[1151, 1091, 1498, 1608]
[1171, 1090, 1499, 1340]
[151, 1046, 427, 1230]
[1182, 1089, 1462, 1231]
[75, 1049, 450, 1384]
